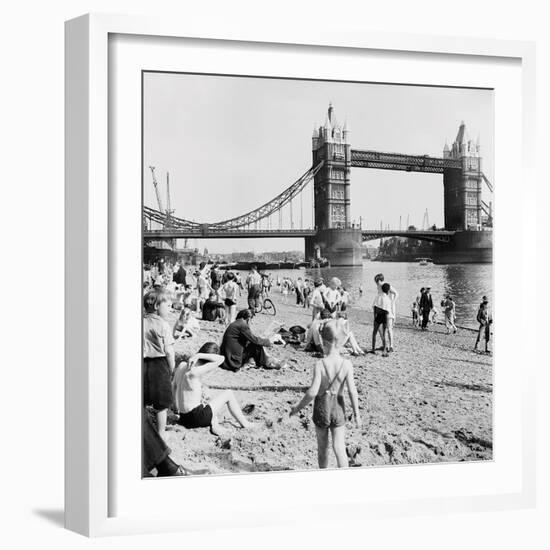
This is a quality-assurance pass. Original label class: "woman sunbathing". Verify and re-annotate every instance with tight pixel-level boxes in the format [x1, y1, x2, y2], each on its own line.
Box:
[172, 342, 253, 436]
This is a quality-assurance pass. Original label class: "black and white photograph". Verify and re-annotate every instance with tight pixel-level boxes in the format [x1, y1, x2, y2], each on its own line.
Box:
[141, 72, 494, 477]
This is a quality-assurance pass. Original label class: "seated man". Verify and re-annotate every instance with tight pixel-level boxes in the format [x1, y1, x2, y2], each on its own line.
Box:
[220, 309, 286, 371]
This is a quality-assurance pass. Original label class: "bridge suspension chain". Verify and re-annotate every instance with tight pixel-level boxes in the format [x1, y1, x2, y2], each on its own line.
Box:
[143, 162, 322, 232]
[207, 162, 323, 230]
[481, 173, 494, 193]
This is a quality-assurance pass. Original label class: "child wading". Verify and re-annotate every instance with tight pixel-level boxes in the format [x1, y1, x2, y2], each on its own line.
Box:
[290, 321, 361, 468]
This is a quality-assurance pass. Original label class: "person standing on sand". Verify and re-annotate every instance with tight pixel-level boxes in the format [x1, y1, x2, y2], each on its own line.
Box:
[373, 273, 398, 351]
[235, 271, 243, 296]
[246, 265, 262, 310]
[281, 277, 290, 303]
[290, 321, 361, 469]
[143, 289, 176, 441]
[195, 269, 211, 314]
[474, 296, 492, 353]
[172, 342, 254, 437]
[210, 264, 223, 295]
[441, 295, 457, 334]
[309, 277, 326, 320]
[411, 301, 419, 327]
[221, 271, 239, 325]
[419, 287, 433, 330]
[295, 277, 305, 306]
[370, 283, 392, 356]
[416, 287, 425, 327]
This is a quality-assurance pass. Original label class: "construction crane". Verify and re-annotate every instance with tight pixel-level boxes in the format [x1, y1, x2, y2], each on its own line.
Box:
[149, 166, 164, 214]
[165, 172, 175, 222]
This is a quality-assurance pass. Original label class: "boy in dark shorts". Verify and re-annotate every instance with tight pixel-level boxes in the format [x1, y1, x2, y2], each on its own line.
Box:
[370, 282, 392, 356]
[143, 289, 176, 441]
[172, 342, 253, 436]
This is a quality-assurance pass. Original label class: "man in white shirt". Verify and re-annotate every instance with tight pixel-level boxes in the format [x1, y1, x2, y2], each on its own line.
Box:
[309, 277, 327, 320]
[324, 277, 343, 317]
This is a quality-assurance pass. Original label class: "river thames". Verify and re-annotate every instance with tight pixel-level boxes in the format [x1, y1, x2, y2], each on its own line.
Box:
[265, 261, 492, 329]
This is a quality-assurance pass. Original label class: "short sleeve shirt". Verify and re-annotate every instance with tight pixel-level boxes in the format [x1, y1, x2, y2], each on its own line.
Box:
[324, 288, 342, 309]
[246, 272, 262, 287]
[373, 293, 393, 317]
[143, 313, 174, 358]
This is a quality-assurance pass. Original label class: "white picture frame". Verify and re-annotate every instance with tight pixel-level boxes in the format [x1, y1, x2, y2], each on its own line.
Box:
[65, 13, 537, 537]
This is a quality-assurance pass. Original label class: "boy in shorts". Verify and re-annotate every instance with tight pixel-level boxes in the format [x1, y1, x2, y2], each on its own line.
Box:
[370, 282, 392, 356]
[143, 289, 176, 441]
[411, 301, 419, 327]
[373, 273, 398, 351]
[172, 342, 253, 436]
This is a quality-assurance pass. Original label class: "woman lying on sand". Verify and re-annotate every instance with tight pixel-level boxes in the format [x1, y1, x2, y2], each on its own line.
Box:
[172, 342, 254, 437]
[290, 321, 362, 468]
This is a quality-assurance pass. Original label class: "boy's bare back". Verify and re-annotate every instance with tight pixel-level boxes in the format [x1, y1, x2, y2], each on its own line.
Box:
[315, 356, 351, 395]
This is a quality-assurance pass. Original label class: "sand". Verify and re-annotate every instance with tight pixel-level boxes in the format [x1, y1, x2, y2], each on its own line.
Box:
[162, 289, 492, 475]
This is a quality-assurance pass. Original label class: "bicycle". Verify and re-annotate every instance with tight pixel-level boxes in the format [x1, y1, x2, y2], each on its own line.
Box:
[254, 296, 277, 316]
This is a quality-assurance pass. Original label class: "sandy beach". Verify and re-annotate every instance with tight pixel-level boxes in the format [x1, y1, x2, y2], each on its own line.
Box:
[163, 288, 493, 475]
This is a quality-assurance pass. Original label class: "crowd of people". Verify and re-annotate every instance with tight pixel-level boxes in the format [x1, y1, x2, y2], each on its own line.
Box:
[142, 258, 492, 476]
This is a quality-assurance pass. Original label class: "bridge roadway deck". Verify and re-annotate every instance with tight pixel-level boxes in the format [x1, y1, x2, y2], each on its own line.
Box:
[144, 228, 317, 239]
[144, 228, 456, 243]
[350, 149, 461, 173]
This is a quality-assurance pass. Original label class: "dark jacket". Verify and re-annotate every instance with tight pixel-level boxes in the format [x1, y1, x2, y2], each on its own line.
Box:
[419, 292, 433, 311]
[173, 267, 187, 285]
[220, 319, 272, 370]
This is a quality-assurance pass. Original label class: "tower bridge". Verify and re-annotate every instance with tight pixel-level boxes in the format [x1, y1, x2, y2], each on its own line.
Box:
[144, 104, 493, 265]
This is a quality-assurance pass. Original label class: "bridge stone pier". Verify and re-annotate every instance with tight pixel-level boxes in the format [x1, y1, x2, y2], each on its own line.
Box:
[307, 103, 363, 266]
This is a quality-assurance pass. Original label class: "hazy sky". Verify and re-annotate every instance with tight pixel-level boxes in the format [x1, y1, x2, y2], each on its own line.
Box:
[143, 72, 494, 253]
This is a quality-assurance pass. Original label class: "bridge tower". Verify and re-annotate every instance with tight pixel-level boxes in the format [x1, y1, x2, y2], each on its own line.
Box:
[443, 122, 483, 230]
[306, 103, 363, 266]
